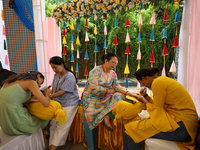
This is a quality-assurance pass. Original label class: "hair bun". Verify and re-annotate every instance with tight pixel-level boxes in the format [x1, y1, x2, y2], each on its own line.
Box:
[101, 54, 106, 62]
[148, 67, 160, 75]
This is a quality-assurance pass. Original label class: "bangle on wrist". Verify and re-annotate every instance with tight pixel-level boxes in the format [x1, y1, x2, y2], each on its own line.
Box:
[143, 93, 148, 98]
[125, 91, 129, 95]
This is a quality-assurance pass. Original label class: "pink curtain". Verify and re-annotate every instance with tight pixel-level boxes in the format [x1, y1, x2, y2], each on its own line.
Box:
[45, 17, 61, 84]
[177, 0, 191, 89]
[178, 0, 200, 116]
[187, 0, 200, 116]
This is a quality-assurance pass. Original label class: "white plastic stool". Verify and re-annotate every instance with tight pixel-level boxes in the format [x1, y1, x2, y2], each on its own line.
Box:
[145, 138, 180, 150]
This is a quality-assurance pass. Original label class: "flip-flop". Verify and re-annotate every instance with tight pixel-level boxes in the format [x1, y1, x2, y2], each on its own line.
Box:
[102, 121, 113, 132]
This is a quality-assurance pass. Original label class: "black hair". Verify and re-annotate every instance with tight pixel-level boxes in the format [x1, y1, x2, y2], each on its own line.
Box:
[0, 69, 17, 87]
[3, 71, 44, 84]
[101, 52, 117, 64]
[0, 68, 16, 76]
[49, 56, 77, 83]
[134, 67, 160, 80]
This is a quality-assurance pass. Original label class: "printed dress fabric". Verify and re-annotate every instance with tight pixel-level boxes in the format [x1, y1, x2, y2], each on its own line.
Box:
[82, 66, 124, 130]
[51, 72, 79, 107]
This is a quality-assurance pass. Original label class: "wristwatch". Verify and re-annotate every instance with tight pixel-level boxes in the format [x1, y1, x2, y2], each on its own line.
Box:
[143, 93, 148, 98]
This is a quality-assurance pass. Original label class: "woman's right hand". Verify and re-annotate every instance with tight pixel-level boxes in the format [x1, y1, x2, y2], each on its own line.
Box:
[136, 95, 148, 104]
[45, 88, 51, 96]
[140, 88, 147, 96]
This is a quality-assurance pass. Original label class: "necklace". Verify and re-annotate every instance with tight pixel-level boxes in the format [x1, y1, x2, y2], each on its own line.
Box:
[102, 65, 110, 74]
[101, 65, 108, 83]
[102, 65, 107, 73]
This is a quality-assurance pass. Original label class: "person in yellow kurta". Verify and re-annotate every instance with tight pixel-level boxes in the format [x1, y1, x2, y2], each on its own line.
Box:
[124, 67, 198, 150]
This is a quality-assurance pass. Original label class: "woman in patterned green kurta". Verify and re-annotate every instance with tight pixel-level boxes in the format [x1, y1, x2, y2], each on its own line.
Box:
[82, 53, 137, 150]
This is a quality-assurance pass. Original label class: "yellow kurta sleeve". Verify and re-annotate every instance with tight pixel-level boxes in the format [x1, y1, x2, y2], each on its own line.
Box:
[147, 78, 180, 132]
[147, 97, 153, 104]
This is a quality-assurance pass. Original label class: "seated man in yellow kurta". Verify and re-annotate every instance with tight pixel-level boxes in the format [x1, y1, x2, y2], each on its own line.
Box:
[123, 67, 198, 150]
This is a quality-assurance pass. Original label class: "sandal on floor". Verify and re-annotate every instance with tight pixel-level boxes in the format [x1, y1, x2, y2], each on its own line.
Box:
[102, 121, 113, 132]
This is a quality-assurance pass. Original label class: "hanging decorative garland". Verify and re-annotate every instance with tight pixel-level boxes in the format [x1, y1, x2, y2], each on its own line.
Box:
[104, 17, 107, 54]
[103, 13, 107, 55]
[61, 24, 67, 74]
[62, 23, 67, 56]
[161, 2, 169, 76]
[113, 17, 118, 72]
[124, 7, 131, 89]
[76, 17, 81, 77]
[51, 0, 142, 24]
[94, 13, 98, 67]
[136, 0, 143, 91]
[149, 3, 156, 67]
[113, 13, 119, 55]
[70, 20, 75, 71]
[84, 18, 89, 81]
[148, 3, 156, 99]
[113, 34, 118, 54]
[169, 1, 181, 75]
[57, 0, 182, 85]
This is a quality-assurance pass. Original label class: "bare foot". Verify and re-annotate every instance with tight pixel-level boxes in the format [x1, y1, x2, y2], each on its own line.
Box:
[103, 116, 113, 130]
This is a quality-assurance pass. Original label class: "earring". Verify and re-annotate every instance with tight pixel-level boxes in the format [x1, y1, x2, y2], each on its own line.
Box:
[36, 79, 39, 84]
